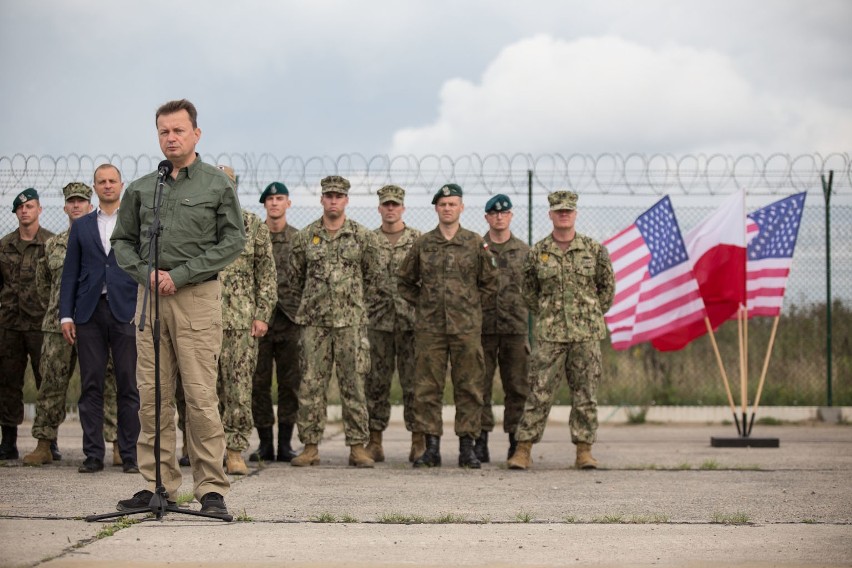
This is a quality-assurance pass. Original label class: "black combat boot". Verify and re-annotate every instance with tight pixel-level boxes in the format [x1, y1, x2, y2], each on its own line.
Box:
[50, 439, 62, 461]
[0, 425, 19, 460]
[458, 435, 481, 469]
[277, 423, 297, 462]
[507, 432, 518, 460]
[249, 427, 275, 462]
[413, 435, 441, 468]
[473, 431, 490, 463]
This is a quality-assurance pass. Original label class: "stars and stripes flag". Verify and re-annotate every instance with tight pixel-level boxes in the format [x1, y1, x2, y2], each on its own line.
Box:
[741, 192, 807, 318]
[603, 196, 706, 350]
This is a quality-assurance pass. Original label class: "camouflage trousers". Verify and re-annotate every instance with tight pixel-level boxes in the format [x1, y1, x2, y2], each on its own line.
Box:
[297, 325, 370, 446]
[253, 312, 302, 429]
[0, 328, 43, 426]
[365, 328, 416, 432]
[481, 333, 530, 434]
[32, 331, 118, 442]
[412, 331, 484, 438]
[515, 340, 601, 445]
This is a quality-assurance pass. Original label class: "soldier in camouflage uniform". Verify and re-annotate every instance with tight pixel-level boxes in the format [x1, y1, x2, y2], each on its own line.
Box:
[0, 188, 54, 460]
[478, 194, 531, 463]
[23, 183, 120, 466]
[251, 182, 302, 463]
[364, 185, 422, 463]
[398, 183, 498, 469]
[287, 175, 388, 468]
[507, 191, 615, 471]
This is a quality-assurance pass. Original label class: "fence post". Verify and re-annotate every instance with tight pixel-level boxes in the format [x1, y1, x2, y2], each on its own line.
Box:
[821, 170, 834, 407]
[528, 169, 534, 348]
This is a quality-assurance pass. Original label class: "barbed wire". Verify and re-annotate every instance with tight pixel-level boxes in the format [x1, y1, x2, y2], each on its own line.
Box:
[1, 152, 849, 199]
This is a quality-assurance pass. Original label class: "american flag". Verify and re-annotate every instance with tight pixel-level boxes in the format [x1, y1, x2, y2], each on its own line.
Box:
[743, 192, 807, 317]
[603, 196, 706, 350]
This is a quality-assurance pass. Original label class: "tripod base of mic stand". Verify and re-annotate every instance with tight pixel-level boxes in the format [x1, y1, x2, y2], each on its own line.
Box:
[711, 436, 779, 448]
[85, 491, 233, 523]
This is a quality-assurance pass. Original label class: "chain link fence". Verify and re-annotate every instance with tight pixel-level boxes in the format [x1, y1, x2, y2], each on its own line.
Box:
[3, 152, 850, 407]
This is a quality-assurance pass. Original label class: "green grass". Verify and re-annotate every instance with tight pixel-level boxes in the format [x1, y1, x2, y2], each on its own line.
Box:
[175, 491, 195, 506]
[339, 513, 358, 523]
[235, 509, 253, 522]
[629, 513, 669, 524]
[592, 514, 624, 523]
[515, 511, 534, 523]
[801, 518, 817, 524]
[711, 511, 750, 525]
[96, 517, 138, 539]
[563, 515, 577, 523]
[377, 512, 426, 524]
[312, 512, 337, 523]
[699, 459, 720, 470]
[433, 513, 467, 523]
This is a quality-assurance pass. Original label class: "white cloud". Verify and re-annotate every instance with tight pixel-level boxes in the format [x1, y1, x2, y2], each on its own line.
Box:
[390, 34, 852, 156]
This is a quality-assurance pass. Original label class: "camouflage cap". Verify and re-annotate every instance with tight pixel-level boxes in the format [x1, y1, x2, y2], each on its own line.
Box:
[12, 188, 39, 212]
[259, 181, 290, 203]
[216, 164, 237, 184]
[431, 183, 463, 205]
[320, 175, 350, 195]
[377, 184, 405, 204]
[485, 194, 512, 213]
[548, 190, 578, 211]
[62, 182, 93, 202]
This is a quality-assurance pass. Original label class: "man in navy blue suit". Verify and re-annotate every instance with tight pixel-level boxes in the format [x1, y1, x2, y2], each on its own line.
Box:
[60, 164, 140, 473]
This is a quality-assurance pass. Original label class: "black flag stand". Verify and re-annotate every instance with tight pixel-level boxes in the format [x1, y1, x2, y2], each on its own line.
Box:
[86, 161, 232, 522]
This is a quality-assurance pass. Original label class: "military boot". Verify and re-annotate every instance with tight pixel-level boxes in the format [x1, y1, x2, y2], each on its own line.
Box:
[225, 449, 248, 475]
[413, 435, 441, 468]
[507, 441, 533, 470]
[249, 427, 275, 462]
[409, 432, 426, 463]
[23, 439, 53, 466]
[365, 430, 385, 462]
[507, 432, 518, 460]
[112, 441, 122, 466]
[291, 443, 320, 467]
[575, 442, 599, 469]
[276, 423, 297, 462]
[349, 444, 376, 468]
[0, 425, 19, 460]
[458, 435, 481, 469]
[473, 431, 490, 463]
[50, 440, 62, 461]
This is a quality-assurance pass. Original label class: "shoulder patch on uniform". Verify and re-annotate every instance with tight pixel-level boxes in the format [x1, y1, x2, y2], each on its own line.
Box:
[540, 253, 549, 263]
[312, 235, 320, 245]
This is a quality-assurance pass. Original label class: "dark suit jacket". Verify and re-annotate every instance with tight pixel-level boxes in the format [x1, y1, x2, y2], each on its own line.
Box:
[59, 210, 137, 324]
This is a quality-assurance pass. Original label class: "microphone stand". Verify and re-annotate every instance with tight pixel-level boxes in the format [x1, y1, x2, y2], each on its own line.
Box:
[86, 166, 232, 522]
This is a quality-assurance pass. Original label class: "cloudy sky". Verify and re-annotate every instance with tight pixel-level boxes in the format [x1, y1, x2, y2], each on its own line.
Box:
[2, 0, 850, 159]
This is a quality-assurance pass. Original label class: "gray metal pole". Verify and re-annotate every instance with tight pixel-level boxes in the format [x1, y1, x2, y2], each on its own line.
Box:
[821, 170, 834, 407]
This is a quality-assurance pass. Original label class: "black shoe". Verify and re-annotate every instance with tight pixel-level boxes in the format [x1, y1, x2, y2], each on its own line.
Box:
[277, 423, 297, 462]
[200, 492, 228, 515]
[507, 432, 518, 460]
[474, 432, 490, 463]
[78, 457, 104, 473]
[0, 425, 18, 460]
[50, 440, 62, 461]
[178, 455, 191, 467]
[122, 460, 140, 474]
[413, 435, 441, 468]
[117, 489, 175, 512]
[458, 435, 481, 469]
[249, 427, 275, 462]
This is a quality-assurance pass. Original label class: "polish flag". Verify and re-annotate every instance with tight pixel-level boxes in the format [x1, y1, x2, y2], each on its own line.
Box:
[651, 190, 747, 351]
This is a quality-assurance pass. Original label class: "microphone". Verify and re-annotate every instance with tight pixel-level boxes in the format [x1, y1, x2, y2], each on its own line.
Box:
[157, 160, 174, 178]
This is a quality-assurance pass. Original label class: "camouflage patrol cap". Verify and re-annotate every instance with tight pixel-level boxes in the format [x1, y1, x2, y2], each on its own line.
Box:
[431, 183, 463, 205]
[12, 188, 39, 212]
[320, 175, 350, 195]
[62, 182, 93, 202]
[548, 190, 578, 211]
[485, 194, 512, 213]
[216, 164, 237, 184]
[377, 184, 405, 204]
[259, 181, 290, 203]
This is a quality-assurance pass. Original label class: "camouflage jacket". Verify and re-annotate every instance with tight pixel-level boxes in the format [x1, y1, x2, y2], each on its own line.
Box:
[398, 225, 498, 335]
[288, 217, 388, 328]
[367, 225, 421, 332]
[481, 232, 530, 335]
[269, 223, 301, 324]
[36, 229, 70, 333]
[522, 232, 615, 343]
[0, 226, 54, 330]
[220, 210, 277, 331]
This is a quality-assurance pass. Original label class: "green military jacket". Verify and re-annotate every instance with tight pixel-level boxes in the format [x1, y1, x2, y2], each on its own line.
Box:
[397, 225, 498, 336]
[111, 155, 246, 289]
[269, 223, 301, 324]
[36, 229, 70, 334]
[220, 211, 277, 331]
[522, 232, 615, 343]
[481, 232, 530, 336]
[0, 226, 54, 330]
[367, 225, 421, 333]
[288, 217, 387, 328]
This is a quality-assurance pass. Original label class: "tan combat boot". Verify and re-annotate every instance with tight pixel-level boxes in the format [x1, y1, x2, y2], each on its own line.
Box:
[225, 449, 248, 475]
[409, 432, 426, 463]
[348, 444, 375, 468]
[291, 443, 320, 467]
[507, 441, 533, 470]
[365, 430, 385, 462]
[112, 441, 122, 466]
[575, 442, 599, 469]
[23, 439, 53, 466]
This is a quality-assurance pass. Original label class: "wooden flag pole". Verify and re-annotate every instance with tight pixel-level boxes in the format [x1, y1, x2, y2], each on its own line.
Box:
[737, 306, 747, 434]
[748, 315, 781, 435]
[742, 305, 749, 436]
[705, 317, 740, 434]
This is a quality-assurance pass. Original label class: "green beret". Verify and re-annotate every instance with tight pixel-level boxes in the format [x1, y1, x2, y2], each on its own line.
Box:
[431, 183, 463, 205]
[485, 194, 512, 213]
[12, 188, 39, 212]
[321, 175, 350, 195]
[63, 182, 93, 202]
[548, 190, 578, 211]
[260, 181, 289, 203]
[377, 184, 405, 204]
